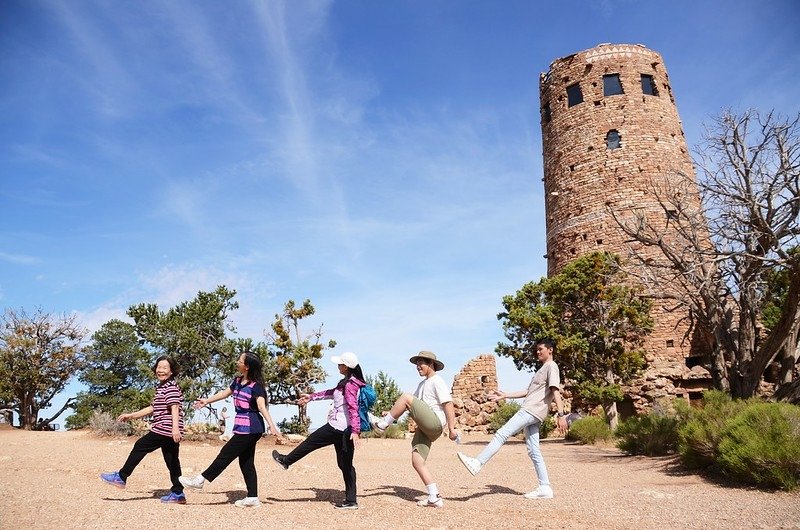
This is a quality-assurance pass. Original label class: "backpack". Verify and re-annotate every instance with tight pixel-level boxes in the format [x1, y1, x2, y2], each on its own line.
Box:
[357, 384, 377, 432]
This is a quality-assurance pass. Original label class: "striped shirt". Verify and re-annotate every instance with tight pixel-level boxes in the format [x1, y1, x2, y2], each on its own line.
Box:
[230, 377, 267, 434]
[151, 379, 184, 437]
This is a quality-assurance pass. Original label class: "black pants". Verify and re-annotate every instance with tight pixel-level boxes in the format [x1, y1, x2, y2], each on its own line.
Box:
[201, 433, 261, 497]
[284, 423, 357, 503]
[119, 431, 182, 494]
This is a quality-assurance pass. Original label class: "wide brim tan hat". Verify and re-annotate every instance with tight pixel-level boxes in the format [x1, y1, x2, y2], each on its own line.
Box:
[409, 350, 444, 371]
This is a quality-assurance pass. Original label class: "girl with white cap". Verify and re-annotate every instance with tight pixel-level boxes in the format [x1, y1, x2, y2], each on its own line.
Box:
[271, 351, 367, 510]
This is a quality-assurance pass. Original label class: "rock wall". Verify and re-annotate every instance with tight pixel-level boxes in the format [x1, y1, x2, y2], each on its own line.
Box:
[451, 355, 500, 433]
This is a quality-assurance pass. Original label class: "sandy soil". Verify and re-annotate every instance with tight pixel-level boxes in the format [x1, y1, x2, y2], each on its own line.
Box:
[1, 427, 798, 530]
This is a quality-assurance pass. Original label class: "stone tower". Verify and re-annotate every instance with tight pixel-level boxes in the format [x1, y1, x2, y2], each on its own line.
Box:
[539, 44, 710, 409]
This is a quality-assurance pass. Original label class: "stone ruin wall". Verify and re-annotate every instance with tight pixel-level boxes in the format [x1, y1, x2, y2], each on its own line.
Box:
[451, 354, 500, 432]
[539, 44, 714, 413]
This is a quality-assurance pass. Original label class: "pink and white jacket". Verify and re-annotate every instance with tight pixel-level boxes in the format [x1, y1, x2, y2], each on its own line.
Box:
[308, 376, 366, 435]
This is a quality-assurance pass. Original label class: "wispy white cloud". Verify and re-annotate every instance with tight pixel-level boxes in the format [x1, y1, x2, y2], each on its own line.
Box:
[43, 1, 136, 119]
[0, 251, 41, 265]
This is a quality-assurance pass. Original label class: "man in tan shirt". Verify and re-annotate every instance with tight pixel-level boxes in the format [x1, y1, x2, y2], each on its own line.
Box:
[457, 338, 568, 499]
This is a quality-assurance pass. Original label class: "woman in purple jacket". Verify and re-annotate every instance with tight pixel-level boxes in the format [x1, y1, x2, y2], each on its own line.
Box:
[272, 351, 366, 510]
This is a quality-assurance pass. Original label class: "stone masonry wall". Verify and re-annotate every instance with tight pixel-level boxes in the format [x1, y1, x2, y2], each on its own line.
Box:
[452, 355, 499, 433]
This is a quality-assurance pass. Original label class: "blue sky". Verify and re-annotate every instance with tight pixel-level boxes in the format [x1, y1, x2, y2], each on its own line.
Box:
[2, 1, 799, 428]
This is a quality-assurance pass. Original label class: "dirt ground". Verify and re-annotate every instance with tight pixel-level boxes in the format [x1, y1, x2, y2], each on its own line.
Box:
[1, 427, 798, 530]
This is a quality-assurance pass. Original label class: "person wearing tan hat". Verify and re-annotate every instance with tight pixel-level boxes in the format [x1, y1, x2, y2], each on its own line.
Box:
[370, 350, 460, 508]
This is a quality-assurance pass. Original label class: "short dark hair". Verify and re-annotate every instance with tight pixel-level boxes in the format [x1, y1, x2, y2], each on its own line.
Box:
[153, 355, 180, 379]
[535, 337, 556, 354]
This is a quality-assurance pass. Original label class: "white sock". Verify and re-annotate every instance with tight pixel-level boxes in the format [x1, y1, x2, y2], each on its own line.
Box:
[426, 483, 439, 501]
[378, 413, 396, 430]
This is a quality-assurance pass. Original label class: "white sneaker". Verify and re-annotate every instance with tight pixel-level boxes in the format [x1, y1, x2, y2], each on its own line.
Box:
[416, 495, 443, 508]
[524, 485, 554, 499]
[457, 452, 482, 476]
[234, 496, 261, 508]
[368, 412, 386, 433]
[178, 475, 205, 489]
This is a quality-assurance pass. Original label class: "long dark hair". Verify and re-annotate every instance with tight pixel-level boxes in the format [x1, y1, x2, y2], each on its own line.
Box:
[153, 355, 179, 380]
[242, 352, 265, 387]
[339, 364, 365, 387]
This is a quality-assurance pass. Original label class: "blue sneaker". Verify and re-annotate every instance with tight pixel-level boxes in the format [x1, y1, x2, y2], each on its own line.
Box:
[160, 492, 187, 504]
[100, 471, 126, 489]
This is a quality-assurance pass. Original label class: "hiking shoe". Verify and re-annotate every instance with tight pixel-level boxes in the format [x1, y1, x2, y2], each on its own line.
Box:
[234, 497, 261, 508]
[334, 500, 359, 510]
[100, 471, 126, 489]
[523, 485, 554, 499]
[457, 452, 482, 476]
[368, 412, 386, 433]
[272, 450, 289, 470]
[160, 492, 186, 504]
[178, 475, 205, 489]
[417, 495, 444, 508]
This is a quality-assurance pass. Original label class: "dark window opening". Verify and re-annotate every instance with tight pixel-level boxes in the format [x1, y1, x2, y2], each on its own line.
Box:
[666, 209, 678, 220]
[603, 74, 623, 96]
[685, 356, 705, 369]
[566, 83, 583, 107]
[606, 129, 621, 150]
[666, 339, 675, 348]
[542, 103, 551, 123]
[596, 239, 603, 245]
[641, 74, 658, 96]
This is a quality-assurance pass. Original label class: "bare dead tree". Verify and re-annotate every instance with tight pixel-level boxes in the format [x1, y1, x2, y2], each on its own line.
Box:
[611, 109, 800, 398]
[0, 308, 88, 429]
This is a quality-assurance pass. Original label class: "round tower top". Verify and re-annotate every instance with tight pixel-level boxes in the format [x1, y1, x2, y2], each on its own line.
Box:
[542, 43, 663, 80]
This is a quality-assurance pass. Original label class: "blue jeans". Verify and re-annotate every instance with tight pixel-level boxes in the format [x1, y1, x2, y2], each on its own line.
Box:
[476, 409, 550, 486]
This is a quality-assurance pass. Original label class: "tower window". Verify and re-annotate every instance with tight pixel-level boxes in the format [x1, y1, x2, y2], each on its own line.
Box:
[641, 74, 658, 96]
[542, 102, 551, 123]
[603, 74, 623, 96]
[666, 339, 675, 348]
[606, 129, 621, 150]
[566, 83, 583, 107]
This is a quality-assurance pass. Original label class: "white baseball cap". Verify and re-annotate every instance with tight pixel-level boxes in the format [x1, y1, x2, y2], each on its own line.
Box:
[331, 351, 359, 369]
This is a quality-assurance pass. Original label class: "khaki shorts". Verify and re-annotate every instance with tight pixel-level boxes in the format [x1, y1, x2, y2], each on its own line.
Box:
[409, 397, 444, 461]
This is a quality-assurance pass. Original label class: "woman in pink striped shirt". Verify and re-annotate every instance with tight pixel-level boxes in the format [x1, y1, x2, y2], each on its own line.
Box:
[99, 355, 186, 504]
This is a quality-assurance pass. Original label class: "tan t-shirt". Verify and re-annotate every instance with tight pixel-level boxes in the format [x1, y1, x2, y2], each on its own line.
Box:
[521, 360, 561, 421]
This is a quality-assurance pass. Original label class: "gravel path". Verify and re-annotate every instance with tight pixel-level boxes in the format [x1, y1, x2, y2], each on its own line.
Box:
[1, 428, 798, 529]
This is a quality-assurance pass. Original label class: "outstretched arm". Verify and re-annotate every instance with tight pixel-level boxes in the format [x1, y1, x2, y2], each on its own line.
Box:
[117, 405, 154, 422]
[487, 389, 527, 401]
[193, 388, 233, 409]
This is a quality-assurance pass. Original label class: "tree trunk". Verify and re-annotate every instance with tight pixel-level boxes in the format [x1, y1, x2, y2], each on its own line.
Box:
[709, 343, 730, 393]
[778, 330, 798, 384]
[604, 402, 619, 431]
[297, 403, 308, 428]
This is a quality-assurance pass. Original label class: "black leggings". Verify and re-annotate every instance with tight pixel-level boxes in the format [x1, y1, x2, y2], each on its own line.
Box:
[284, 423, 357, 502]
[201, 433, 261, 497]
[119, 431, 182, 494]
